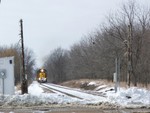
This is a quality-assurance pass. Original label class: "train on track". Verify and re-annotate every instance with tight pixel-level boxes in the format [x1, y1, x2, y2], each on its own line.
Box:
[36, 68, 47, 83]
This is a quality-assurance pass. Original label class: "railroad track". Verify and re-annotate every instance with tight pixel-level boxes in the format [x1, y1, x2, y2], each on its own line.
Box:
[40, 83, 107, 101]
[40, 83, 83, 99]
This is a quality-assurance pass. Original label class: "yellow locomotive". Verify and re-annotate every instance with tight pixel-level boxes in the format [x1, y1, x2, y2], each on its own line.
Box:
[37, 68, 47, 83]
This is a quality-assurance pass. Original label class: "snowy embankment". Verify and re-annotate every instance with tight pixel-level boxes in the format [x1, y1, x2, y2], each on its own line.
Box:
[0, 81, 150, 108]
[107, 87, 150, 108]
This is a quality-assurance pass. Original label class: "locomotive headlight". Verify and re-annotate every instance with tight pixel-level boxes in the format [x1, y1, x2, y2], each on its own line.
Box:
[41, 69, 44, 72]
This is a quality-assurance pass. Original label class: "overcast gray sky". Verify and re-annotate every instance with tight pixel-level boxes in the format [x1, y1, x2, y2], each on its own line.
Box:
[0, 0, 149, 67]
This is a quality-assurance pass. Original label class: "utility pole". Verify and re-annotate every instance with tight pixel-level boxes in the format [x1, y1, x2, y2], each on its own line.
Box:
[127, 25, 132, 87]
[114, 57, 120, 93]
[20, 19, 28, 94]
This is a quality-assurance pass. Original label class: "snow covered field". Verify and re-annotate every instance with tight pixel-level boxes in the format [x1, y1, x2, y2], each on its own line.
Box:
[0, 81, 150, 109]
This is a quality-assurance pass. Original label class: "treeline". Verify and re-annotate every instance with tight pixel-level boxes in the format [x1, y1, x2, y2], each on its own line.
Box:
[44, 1, 150, 86]
[0, 44, 35, 85]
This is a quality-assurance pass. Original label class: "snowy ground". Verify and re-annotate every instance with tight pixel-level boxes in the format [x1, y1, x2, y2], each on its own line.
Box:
[0, 81, 150, 109]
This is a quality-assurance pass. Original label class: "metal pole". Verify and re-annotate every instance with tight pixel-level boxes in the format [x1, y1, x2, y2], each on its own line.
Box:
[20, 19, 28, 94]
[127, 25, 132, 87]
[115, 57, 118, 93]
[2, 78, 4, 95]
[117, 57, 120, 91]
[115, 56, 121, 93]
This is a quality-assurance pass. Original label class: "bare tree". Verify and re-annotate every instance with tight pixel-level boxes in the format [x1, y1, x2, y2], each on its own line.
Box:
[41, 0, 150, 87]
[66, 0, 150, 86]
[0, 44, 36, 85]
[24, 48, 36, 82]
[44, 47, 68, 83]
[101, 0, 150, 86]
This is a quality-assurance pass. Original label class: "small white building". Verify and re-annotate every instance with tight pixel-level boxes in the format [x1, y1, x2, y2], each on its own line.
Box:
[0, 56, 15, 95]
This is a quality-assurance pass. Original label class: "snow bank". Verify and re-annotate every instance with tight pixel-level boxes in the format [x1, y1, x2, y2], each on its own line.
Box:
[1, 81, 83, 107]
[0, 81, 150, 108]
[88, 82, 96, 86]
[107, 87, 150, 108]
[28, 81, 44, 96]
[95, 85, 107, 91]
